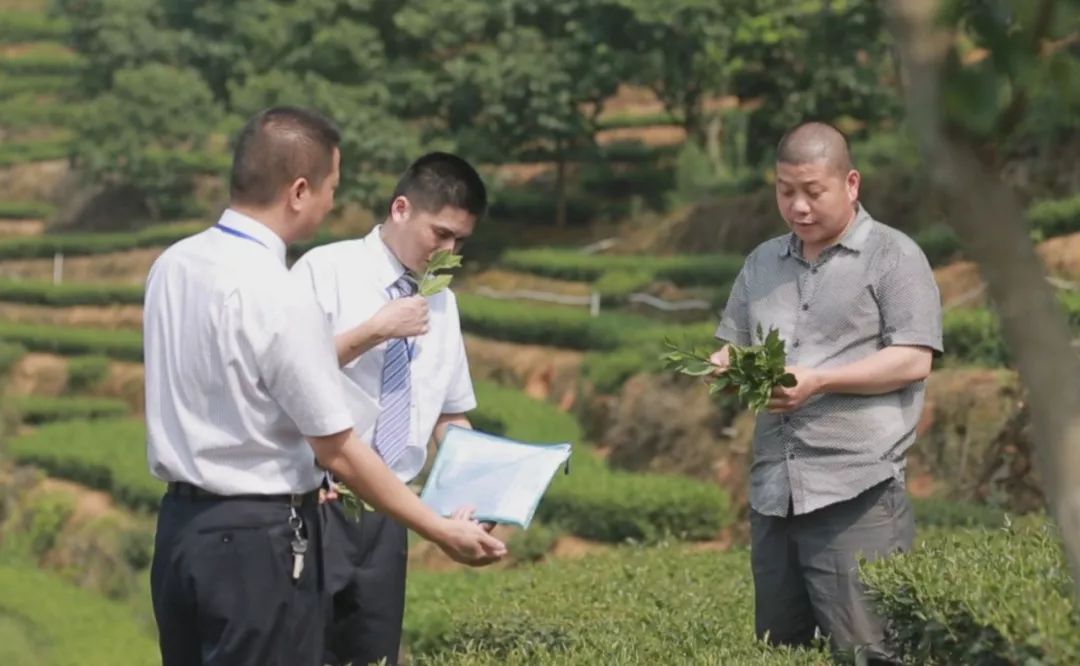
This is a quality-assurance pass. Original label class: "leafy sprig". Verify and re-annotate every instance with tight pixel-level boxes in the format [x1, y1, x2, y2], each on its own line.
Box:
[415, 249, 463, 297]
[661, 324, 796, 413]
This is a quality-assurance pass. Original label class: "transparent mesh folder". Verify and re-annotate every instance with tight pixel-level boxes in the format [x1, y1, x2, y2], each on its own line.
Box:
[419, 425, 572, 528]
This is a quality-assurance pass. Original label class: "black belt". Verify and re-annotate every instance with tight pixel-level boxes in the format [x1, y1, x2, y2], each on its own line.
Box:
[167, 481, 317, 506]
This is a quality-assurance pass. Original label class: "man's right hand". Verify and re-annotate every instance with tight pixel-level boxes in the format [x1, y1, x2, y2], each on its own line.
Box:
[435, 517, 507, 566]
[709, 346, 731, 375]
[374, 295, 429, 339]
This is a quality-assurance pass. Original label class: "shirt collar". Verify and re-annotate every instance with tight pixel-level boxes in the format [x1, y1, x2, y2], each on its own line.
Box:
[365, 224, 410, 292]
[779, 204, 873, 259]
[217, 208, 288, 265]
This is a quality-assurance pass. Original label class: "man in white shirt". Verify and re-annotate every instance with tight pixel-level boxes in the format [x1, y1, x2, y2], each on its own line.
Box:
[145, 110, 504, 666]
[292, 152, 487, 666]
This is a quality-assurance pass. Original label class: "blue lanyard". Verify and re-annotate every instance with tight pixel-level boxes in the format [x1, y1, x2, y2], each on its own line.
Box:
[215, 223, 268, 248]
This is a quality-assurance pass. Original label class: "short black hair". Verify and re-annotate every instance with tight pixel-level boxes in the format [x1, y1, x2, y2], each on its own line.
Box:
[390, 152, 487, 218]
[776, 120, 854, 173]
[230, 106, 341, 207]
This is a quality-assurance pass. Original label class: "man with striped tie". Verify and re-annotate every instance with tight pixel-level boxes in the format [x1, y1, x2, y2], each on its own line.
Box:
[291, 152, 488, 666]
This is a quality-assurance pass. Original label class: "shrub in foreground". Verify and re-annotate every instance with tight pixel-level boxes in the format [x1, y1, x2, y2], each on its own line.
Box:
[863, 517, 1079, 665]
[405, 546, 829, 665]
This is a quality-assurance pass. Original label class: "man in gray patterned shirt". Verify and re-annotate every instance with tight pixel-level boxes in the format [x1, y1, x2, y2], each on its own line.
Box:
[712, 121, 943, 663]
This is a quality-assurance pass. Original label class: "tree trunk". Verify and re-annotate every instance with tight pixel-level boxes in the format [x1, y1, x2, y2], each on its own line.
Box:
[886, 0, 1080, 602]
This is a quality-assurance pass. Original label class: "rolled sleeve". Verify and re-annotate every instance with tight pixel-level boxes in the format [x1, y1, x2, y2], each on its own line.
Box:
[876, 248, 944, 355]
[715, 266, 752, 346]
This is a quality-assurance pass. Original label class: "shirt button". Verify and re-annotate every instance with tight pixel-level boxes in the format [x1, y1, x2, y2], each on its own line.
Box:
[787, 452, 796, 460]
[801, 303, 809, 311]
[811, 267, 818, 274]
[793, 340, 800, 348]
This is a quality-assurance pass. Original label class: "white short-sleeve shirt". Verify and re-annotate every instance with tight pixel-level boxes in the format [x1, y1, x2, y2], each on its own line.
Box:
[291, 226, 477, 483]
[144, 209, 354, 495]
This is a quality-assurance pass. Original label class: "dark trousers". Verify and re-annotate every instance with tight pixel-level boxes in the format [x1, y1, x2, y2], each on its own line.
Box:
[750, 478, 915, 663]
[150, 491, 326, 666]
[323, 501, 409, 666]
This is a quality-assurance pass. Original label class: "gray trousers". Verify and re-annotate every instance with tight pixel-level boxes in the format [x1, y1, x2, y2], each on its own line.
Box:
[750, 478, 914, 663]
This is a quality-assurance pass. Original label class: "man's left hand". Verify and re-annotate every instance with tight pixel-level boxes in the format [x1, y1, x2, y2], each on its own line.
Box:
[767, 366, 822, 413]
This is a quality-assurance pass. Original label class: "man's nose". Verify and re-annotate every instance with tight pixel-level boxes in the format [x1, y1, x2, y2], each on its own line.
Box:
[790, 196, 811, 215]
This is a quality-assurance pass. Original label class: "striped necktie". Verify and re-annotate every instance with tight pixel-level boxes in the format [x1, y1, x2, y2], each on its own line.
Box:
[373, 275, 416, 468]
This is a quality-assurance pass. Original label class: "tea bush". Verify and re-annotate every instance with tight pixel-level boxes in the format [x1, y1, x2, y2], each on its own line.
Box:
[911, 498, 1008, 529]
[0, 221, 202, 259]
[12, 395, 130, 425]
[474, 381, 731, 542]
[0, 200, 55, 220]
[0, 135, 70, 167]
[66, 355, 111, 392]
[0, 11, 71, 43]
[1029, 194, 1080, 241]
[405, 546, 829, 665]
[500, 248, 743, 286]
[863, 518, 1079, 665]
[0, 341, 26, 376]
[0, 322, 143, 361]
[0, 565, 158, 666]
[8, 418, 163, 512]
[942, 293, 1080, 366]
[457, 294, 637, 350]
[0, 280, 144, 306]
[0, 43, 83, 76]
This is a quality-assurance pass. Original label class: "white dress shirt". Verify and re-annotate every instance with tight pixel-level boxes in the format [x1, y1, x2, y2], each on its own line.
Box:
[144, 209, 353, 495]
[291, 226, 477, 483]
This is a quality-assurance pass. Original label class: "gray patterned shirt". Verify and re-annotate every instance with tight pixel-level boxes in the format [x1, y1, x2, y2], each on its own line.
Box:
[715, 205, 943, 517]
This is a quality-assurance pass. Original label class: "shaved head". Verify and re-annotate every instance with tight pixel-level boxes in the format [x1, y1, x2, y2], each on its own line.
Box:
[776, 121, 853, 174]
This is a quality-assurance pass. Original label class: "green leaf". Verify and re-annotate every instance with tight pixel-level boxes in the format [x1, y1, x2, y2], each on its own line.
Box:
[678, 360, 715, 376]
[419, 274, 453, 297]
[426, 249, 463, 272]
[778, 372, 797, 388]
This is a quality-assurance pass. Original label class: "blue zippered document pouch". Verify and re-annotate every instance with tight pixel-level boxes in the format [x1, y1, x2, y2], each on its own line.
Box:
[420, 425, 572, 528]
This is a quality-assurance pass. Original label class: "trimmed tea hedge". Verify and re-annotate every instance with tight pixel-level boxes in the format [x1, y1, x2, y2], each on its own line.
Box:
[596, 110, 683, 130]
[500, 248, 743, 286]
[0, 135, 70, 167]
[474, 380, 731, 542]
[0, 341, 26, 376]
[0, 72, 72, 97]
[0, 322, 143, 361]
[581, 321, 717, 393]
[913, 224, 962, 267]
[0, 200, 55, 220]
[941, 308, 1010, 367]
[1030, 194, 1080, 240]
[0, 280, 144, 306]
[911, 498, 1008, 529]
[540, 455, 732, 542]
[915, 194, 1080, 266]
[0, 221, 203, 259]
[8, 418, 163, 512]
[0, 11, 70, 43]
[0, 565, 158, 666]
[405, 546, 828, 665]
[942, 292, 1080, 366]
[12, 395, 130, 424]
[0, 43, 83, 76]
[66, 354, 110, 391]
[458, 294, 642, 351]
[863, 518, 1079, 664]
